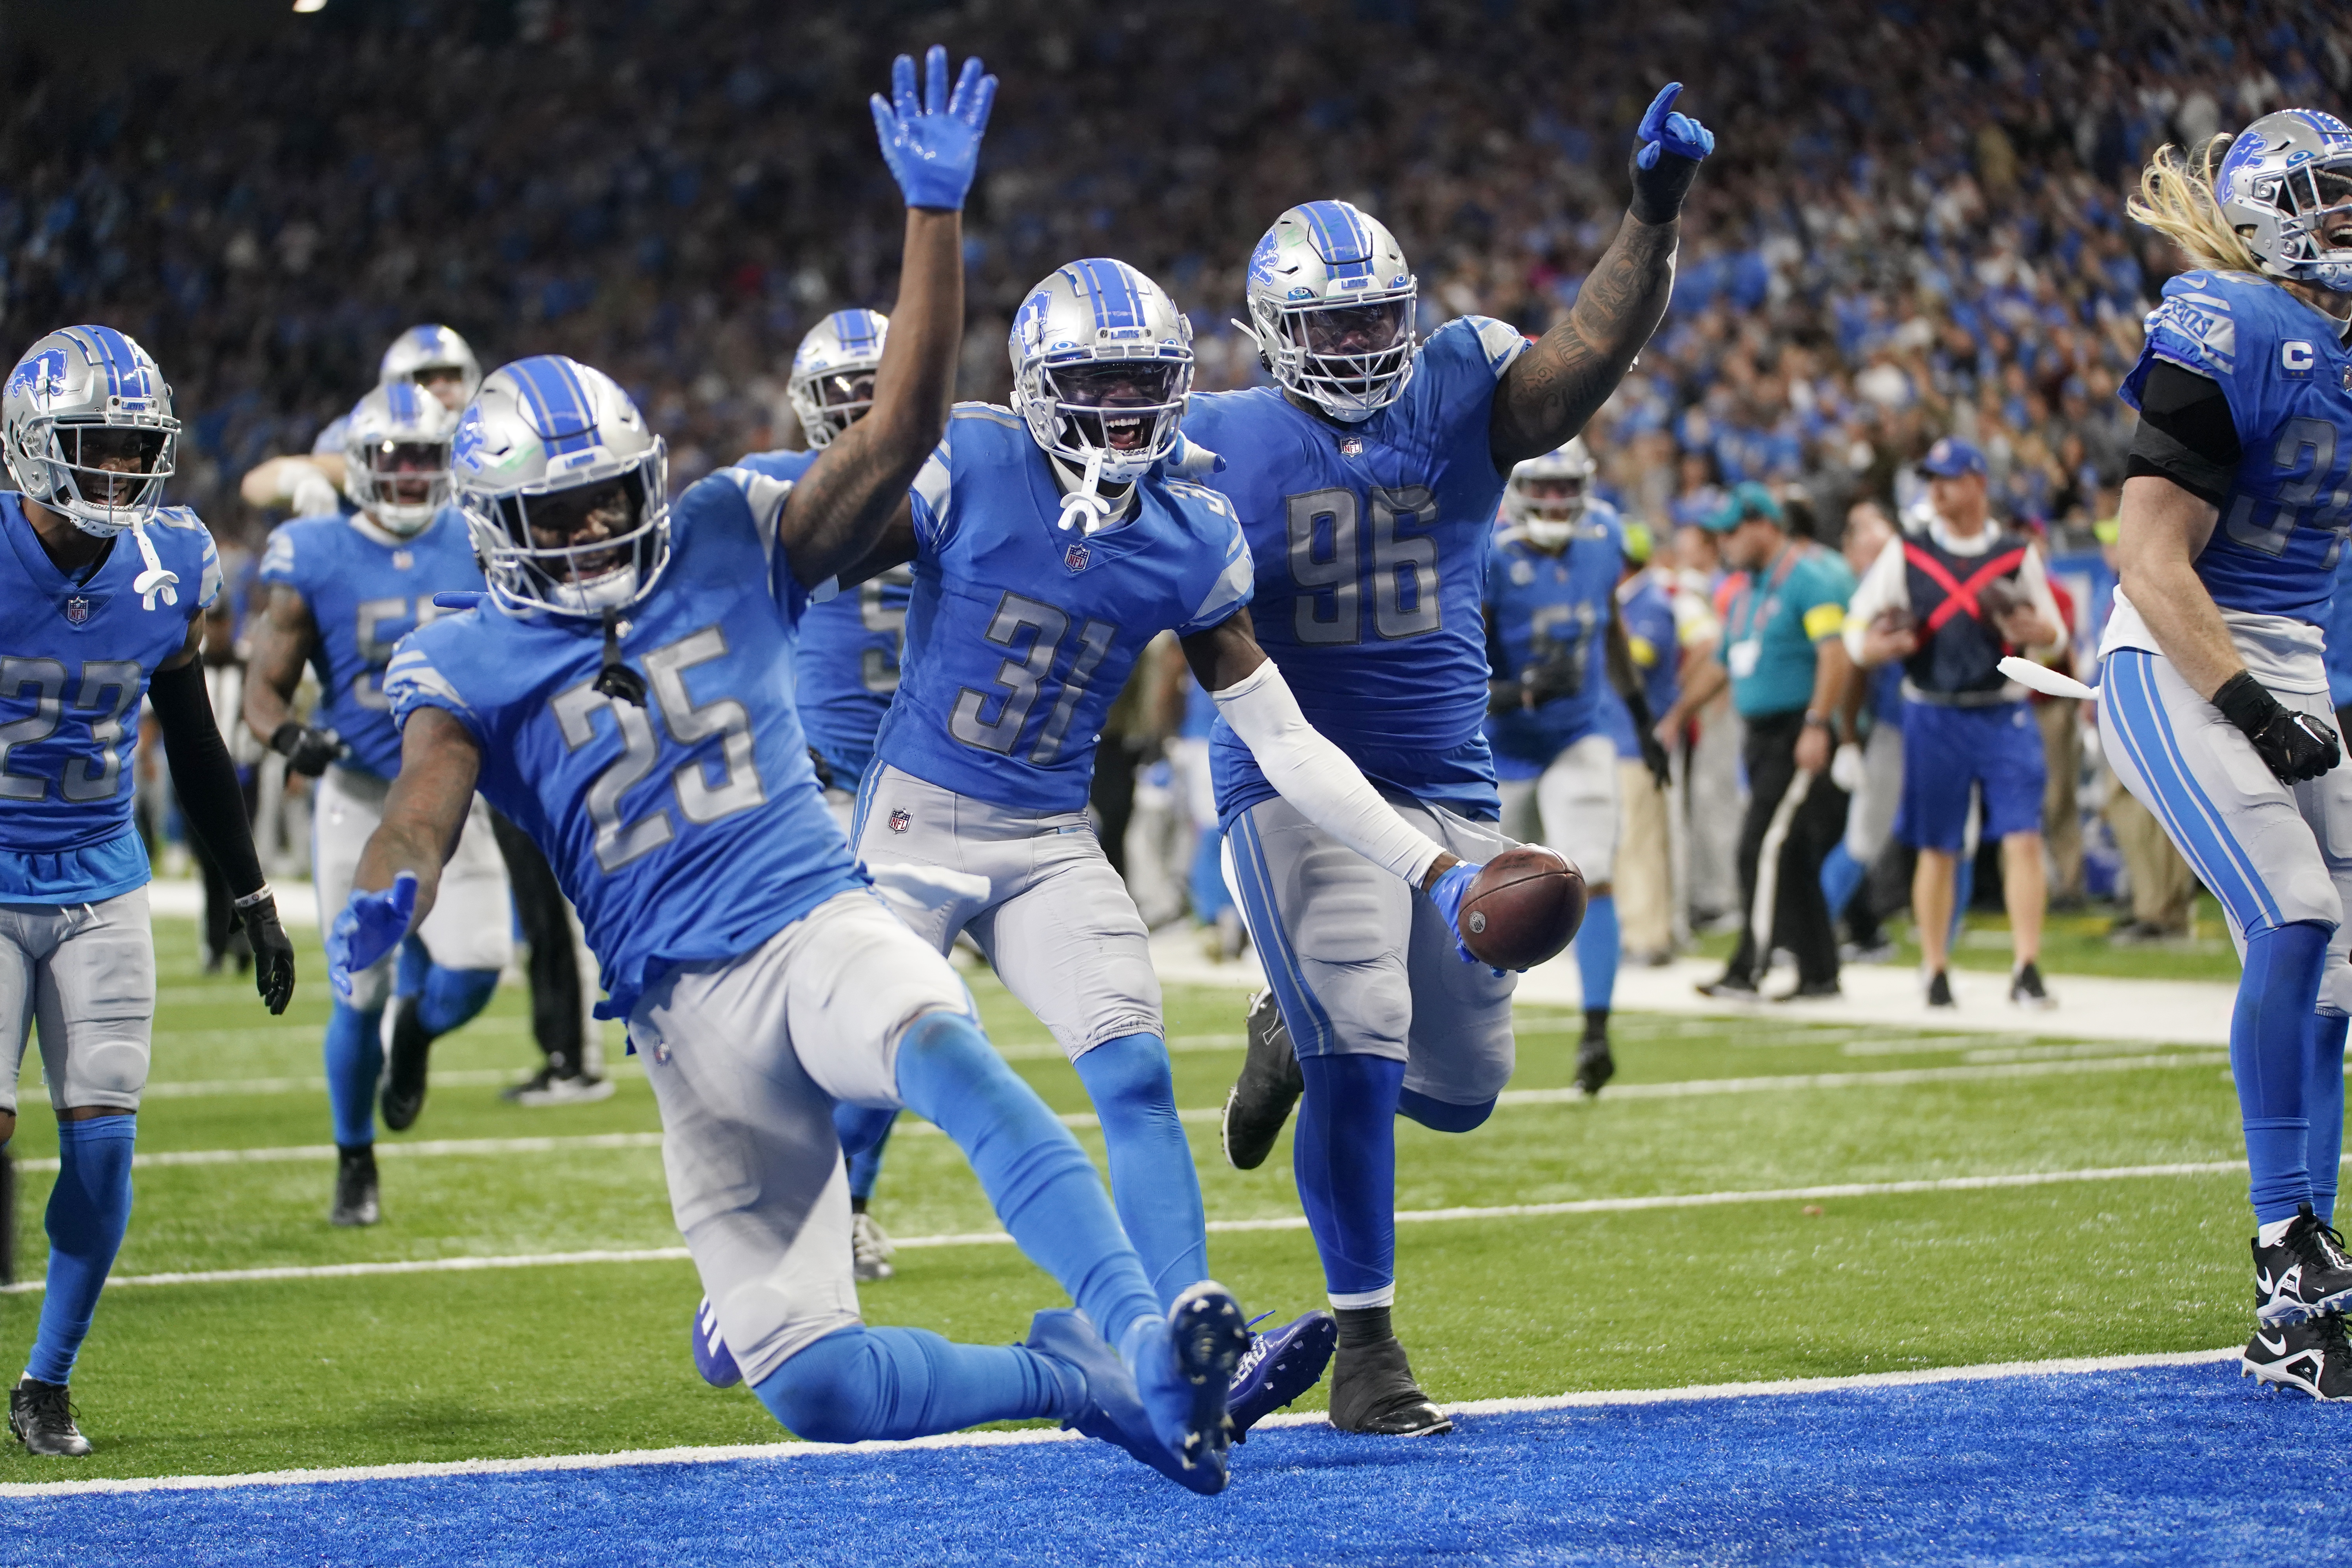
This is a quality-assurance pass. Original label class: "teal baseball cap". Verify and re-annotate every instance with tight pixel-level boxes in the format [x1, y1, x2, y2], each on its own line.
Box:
[1702, 480, 1783, 532]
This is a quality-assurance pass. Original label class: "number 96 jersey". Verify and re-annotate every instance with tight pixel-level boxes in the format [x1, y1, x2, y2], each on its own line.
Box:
[1183, 314, 1530, 824]
[385, 468, 863, 1021]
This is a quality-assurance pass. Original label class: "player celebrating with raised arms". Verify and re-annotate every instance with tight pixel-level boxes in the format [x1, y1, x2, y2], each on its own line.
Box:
[0, 326, 296, 1455]
[333, 51, 1255, 1494]
[1189, 85, 1711, 1434]
[2085, 112, 2352, 1399]
[243, 380, 513, 1227]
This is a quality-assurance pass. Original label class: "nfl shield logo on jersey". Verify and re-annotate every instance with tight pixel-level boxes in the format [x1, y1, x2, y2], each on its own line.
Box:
[888, 808, 911, 834]
[62, 594, 91, 625]
[1340, 437, 1364, 457]
[1063, 542, 1090, 573]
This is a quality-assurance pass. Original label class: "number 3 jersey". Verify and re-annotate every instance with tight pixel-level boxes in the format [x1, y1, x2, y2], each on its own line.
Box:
[0, 492, 222, 900]
[874, 403, 1254, 813]
[385, 468, 862, 1020]
[257, 505, 483, 779]
[1182, 314, 1530, 824]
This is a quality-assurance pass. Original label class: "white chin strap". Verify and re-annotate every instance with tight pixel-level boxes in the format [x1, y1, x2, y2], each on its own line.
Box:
[1056, 446, 1117, 536]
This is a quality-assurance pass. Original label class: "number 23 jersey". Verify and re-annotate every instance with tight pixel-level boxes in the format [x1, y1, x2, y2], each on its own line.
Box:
[385, 468, 862, 1020]
[1183, 314, 1529, 822]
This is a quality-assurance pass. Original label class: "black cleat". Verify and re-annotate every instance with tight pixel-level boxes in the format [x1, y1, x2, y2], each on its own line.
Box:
[2009, 960, 2055, 1010]
[1328, 1336, 1452, 1436]
[381, 997, 434, 1131]
[2255, 1205, 2352, 1326]
[1223, 990, 1303, 1171]
[1695, 973, 1759, 1001]
[500, 1065, 615, 1107]
[9, 1377, 90, 1457]
[1925, 969, 1955, 1009]
[1574, 1030, 1615, 1097]
[2245, 1313, 2352, 1399]
[331, 1144, 380, 1227]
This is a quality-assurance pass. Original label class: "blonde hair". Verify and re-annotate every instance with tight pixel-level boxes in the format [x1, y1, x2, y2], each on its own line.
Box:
[2127, 134, 2262, 275]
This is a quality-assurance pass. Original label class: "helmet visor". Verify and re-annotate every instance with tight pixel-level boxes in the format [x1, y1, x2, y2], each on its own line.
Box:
[1281, 298, 1416, 405]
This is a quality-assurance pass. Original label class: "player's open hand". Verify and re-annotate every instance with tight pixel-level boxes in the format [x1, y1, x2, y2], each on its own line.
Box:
[1629, 82, 1713, 225]
[328, 872, 418, 1004]
[871, 45, 997, 212]
[238, 892, 297, 1015]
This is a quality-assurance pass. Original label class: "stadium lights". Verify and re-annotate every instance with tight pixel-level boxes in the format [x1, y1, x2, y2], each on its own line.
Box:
[293, 0, 326, 11]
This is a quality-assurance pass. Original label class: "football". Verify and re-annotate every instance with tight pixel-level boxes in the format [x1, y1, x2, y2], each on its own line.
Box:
[1458, 846, 1588, 970]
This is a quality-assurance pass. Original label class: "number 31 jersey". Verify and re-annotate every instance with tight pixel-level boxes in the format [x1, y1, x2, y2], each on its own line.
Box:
[1183, 314, 1529, 822]
[386, 468, 862, 1020]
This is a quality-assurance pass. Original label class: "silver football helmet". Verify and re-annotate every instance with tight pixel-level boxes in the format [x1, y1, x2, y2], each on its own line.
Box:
[343, 379, 458, 538]
[788, 309, 889, 448]
[1505, 438, 1597, 550]
[452, 355, 670, 618]
[1009, 258, 1193, 526]
[1243, 200, 1418, 423]
[2, 325, 178, 539]
[379, 324, 483, 408]
[2217, 109, 2352, 292]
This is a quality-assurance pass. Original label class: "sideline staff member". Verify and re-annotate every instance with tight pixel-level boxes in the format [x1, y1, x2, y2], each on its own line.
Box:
[1657, 482, 1856, 1000]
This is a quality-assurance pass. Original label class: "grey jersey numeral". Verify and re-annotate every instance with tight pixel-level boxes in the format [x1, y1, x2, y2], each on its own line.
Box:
[858, 570, 911, 696]
[61, 662, 142, 804]
[948, 591, 1116, 766]
[1285, 485, 1442, 645]
[0, 657, 67, 802]
[2225, 417, 2352, 564]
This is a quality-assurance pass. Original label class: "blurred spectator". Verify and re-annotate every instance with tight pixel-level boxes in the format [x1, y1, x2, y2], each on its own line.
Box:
[1609, 521, 1681, 965]
[1821, 498, 1903, 963]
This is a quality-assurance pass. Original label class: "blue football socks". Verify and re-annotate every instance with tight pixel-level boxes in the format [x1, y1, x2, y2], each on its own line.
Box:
[324, 1001, 385, 1149]
[1819, 843, 1864, 921]
[833, 1104, 897, 1201]
[1294, 1053, 1405, 1303]
[25, 1114, 136, 1387]
[753, 1323, 1065, 1443]
[2308, 1009, 2349, 1226]
[892, 1010, 1159, 1348]
[416, 964, 500, 1036]
[1072, 1032, 1208, 1307]
[2234, 920, 2330, 1224]
[1575, 893, 1619, 1014]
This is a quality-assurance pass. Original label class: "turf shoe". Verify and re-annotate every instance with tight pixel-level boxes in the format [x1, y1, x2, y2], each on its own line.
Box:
[2243, 1312, 2352, 1399]
[1328, 1335, 1452, 1436]
[1025, 1306, 1227, 1495]
[330, 1144, 379, 1227]
[691, 1297, 740, 1389]
[501, 1066, 615, 1107]
[1925, 969, 1955, 1009]
[1573, 1029, 1615, 1098]
[1223, 990, 1303, 1171]
[8, 1377, 89, 1457]
[2009, 961, 2054, 1010]
[380, 996, 434, 1131]
[2254, 1205, 2352, 1326]
[1695, 973, 1759, 1000]
[851, 1211, 896, 1283]
[1227, 1310, 1338, 1442]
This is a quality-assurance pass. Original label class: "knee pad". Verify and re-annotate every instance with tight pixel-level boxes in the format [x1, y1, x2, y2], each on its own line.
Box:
[1397, 1087, 1495, 1134]
[64, 1038, 149, 1111]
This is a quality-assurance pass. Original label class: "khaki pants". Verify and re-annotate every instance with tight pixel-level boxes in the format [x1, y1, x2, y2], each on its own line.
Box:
[2104, 784, 2197, 934]
[2038, 699, 2084, 901]
[1615, 759, 1674, 956]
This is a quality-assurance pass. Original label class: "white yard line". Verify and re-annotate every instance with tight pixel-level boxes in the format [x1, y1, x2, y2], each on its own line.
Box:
[0, 1344, 2241, 1499]
[0, 1159, 2247, 1295]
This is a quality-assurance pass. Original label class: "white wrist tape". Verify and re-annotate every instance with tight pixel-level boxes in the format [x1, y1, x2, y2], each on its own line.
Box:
[1211, 659, 1446, 886]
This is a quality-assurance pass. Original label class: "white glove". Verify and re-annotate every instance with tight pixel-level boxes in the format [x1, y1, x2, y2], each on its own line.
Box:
[1830, 741, 1867, 795]
[289, 470, 342, 519]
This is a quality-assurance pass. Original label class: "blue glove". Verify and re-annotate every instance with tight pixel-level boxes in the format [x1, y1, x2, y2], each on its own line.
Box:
[1629, 82, 1714, 225]
[327, 871, 418, 1004]
[1423, 861, 1504, 976]
[870, 45, 997, 212]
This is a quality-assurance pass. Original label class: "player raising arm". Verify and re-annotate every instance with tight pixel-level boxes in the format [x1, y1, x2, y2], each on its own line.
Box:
[0, 327, 295, 1457]
[328, 53, 1255, 1494]
[2092, 113, 2352, 1399]
[1184, 86, 1710, 1434]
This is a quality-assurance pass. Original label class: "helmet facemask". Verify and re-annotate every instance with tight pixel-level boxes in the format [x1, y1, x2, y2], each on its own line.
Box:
[26, 420, 175, 538]
[2263, 161, 2352, 288]
[350, 436, 453, 538]
[789, 368, 877, 449]
[1254, 293, 1417, 423]
[1017, 354, 1193, 531]
[470, 461, 671, 617]
[1509, 475, 1589, 550]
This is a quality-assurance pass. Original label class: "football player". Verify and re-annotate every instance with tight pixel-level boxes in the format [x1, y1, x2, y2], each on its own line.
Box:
[241, 326, 483, 517]
[1190, 85, 1711, 1433]
[334, 50, 1257, 1492]
[2099, 112, 2352, 1398]
[1482, 439, 1670, 1093]
[0, 326, 296, 1455]
[243, 381, 514, 1226]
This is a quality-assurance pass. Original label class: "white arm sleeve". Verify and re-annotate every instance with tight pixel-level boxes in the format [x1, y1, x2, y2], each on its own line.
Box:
[1212, 659, 1449, 886]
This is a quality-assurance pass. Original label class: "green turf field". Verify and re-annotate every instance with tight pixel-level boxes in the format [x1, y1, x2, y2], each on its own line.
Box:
[0, 915, 2256, 1481]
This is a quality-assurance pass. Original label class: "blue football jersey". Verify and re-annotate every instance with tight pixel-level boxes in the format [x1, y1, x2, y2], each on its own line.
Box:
[2124, 269, 2352, 624]
[1184, 314, 1529, 821]
[386, 467, 862, 1020]
[0, 493, 222, 899]
[875, 405, 1253, 813]
[1483, 501, 1626, 777]
[735, 449, 916, 783]
[257, 506, 483, 778]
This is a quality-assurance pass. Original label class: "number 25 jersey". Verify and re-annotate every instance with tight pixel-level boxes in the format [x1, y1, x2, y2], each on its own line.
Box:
[1183, 314, 1530, 822]
[385, 468, 861, 1020]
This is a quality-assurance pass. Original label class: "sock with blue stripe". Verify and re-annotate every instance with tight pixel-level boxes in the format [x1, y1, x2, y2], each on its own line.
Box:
[2235, 920, 2330, 1224]
[1575, 893, 1619, 1014]
[754, 1323, 1067, 1443]
[1294, 1054, 1405, 1301]
[893, 1011, 1160, 1347]
[25, 1114, 136, 1387]
[416, 964, 501, 1036]
[324, 1002, 383, 1149]
[1820, 844, 1864, 921]
[1073, 1032, 1209, 1307]
[2308, 1010, 2349, 1226]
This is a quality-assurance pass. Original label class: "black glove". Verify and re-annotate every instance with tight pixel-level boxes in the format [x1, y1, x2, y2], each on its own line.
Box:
[1639, 728, 1673, 791]
[1524, 653, 1587, 708]
[2214, 671, 2342, 785]
[1486, 678, 1527, 717]
[269, 721, 347, 778]
[807, 746, 836, 792]
[236, 891, 297, 1014]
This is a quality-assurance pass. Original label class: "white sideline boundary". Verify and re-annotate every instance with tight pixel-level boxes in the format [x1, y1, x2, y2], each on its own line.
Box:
[0, 1159, 2249, 1294]
[0, 1346, 2242, 1499]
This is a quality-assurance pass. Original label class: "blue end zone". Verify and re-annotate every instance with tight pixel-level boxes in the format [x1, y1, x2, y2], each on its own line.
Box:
[17, 1363, 2352, 1565]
